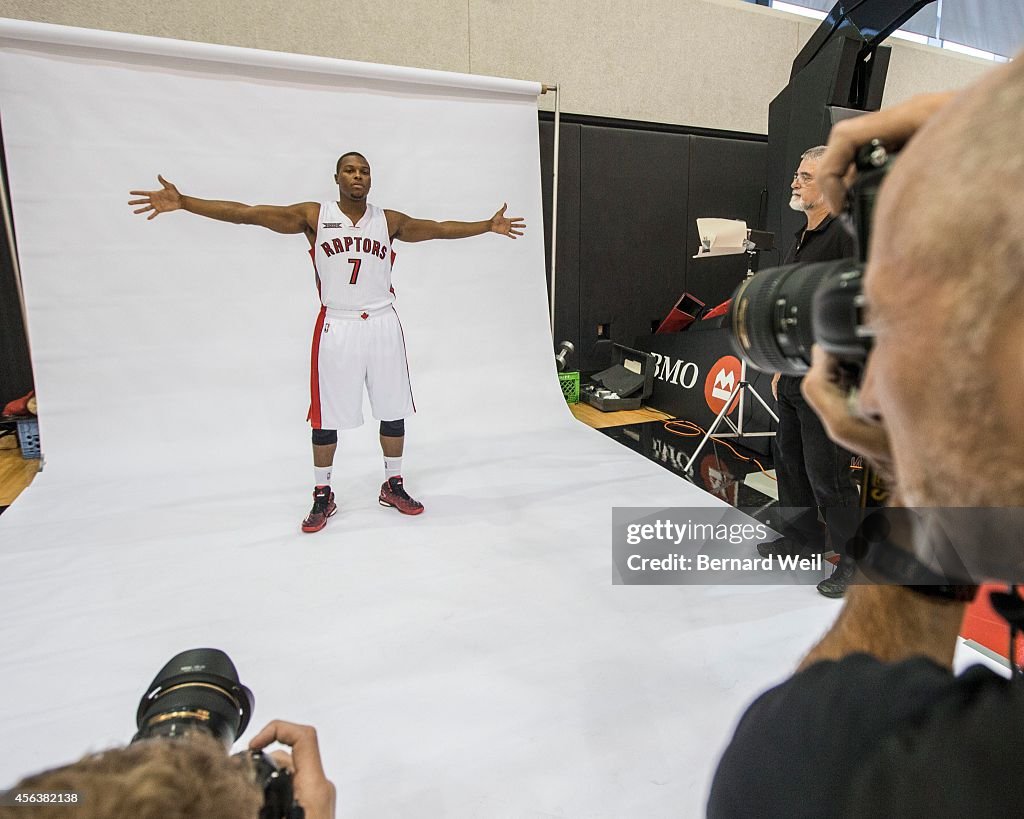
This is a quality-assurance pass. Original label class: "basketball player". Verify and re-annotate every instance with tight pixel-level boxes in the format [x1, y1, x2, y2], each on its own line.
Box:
[129, 152, 524, 532]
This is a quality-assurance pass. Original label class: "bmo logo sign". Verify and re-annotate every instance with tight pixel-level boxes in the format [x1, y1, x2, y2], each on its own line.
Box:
[704, 355, 743, 416]
[651, 353, 700, 389]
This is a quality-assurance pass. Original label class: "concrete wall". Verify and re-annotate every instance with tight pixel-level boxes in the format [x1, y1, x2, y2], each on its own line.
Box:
[0, 0, 994, 133]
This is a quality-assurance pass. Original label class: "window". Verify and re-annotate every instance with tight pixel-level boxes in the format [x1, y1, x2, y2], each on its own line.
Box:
[761, 0, 1018, 61]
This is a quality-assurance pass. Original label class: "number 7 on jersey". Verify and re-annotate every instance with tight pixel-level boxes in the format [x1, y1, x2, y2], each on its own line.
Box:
[347, 258, 361, 285]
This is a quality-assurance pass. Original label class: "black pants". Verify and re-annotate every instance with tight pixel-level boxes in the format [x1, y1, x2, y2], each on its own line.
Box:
[774, 374, 859, 546]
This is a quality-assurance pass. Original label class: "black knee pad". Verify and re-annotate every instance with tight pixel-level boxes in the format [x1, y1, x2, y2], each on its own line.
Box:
[379, 419, 405, 438]
[311, 428, 338, 446]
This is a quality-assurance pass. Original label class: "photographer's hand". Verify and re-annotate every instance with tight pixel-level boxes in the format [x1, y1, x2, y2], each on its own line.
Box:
[802, 346, 893, 481]
[249, 721, 337, 819]
[818, 92, 956, 214]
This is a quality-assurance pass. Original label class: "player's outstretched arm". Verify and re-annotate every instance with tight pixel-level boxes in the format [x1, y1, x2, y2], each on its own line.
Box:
[386, 204, 525, 243]
[129, 175, 318, 235]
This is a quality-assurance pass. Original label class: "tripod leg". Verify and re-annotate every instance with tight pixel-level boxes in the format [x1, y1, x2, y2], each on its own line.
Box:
[746, 381, 780, 423]
[684, 382, 743, 473]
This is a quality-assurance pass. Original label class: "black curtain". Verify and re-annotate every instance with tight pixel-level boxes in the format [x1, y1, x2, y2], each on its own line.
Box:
[0, 112, 35, 408]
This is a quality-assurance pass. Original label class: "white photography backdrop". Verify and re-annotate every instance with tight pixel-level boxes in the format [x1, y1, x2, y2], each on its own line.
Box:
[0, 20, 842, 817]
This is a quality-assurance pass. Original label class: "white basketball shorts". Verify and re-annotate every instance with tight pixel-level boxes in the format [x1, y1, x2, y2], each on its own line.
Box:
[307, 305, 416, 430]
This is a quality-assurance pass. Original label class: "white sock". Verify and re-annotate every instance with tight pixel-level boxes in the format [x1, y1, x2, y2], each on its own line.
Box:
[384, 457, 402, 481]
[314, 465, 332, 487]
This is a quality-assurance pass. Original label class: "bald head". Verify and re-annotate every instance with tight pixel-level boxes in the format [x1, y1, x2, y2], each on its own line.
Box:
[872, 58, 1024, 306]
[858, 57, 1024, 507]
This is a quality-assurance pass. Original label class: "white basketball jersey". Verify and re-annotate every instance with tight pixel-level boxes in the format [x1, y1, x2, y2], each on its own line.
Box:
[311, 201, 395, 310]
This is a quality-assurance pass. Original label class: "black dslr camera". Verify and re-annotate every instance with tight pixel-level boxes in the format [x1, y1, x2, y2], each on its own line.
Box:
[133, 648, 304, 819]
[726, 141, 894, 380]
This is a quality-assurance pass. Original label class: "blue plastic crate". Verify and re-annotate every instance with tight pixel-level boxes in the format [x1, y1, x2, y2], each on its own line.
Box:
[16, 418, 40, 459]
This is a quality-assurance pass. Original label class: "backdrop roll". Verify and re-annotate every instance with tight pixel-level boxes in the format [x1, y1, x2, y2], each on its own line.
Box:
[0, 21, 839, 817]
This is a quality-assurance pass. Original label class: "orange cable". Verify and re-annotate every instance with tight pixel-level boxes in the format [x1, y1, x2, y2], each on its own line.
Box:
[662, 419, 776, 480]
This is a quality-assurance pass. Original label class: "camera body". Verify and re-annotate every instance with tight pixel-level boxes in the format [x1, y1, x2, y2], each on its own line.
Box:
[133, 648, 304, 819]
[727, 141, 894, 378]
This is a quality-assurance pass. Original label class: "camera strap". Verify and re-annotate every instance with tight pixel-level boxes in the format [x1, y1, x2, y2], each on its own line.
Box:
[855, 536, 979, 602]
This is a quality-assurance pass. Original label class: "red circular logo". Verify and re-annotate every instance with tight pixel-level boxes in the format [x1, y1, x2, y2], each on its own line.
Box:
[704, 355, 743, 416]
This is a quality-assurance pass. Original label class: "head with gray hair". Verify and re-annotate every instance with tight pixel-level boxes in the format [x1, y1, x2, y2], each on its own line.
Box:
[790, 145, 829, 213]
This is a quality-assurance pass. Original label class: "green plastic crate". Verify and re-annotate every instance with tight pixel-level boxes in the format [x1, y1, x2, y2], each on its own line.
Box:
[559, 371, 580, 404]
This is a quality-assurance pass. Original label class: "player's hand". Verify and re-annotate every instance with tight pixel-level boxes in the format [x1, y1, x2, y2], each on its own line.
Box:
[771, 373, 780, 400]
[818, 92, 956, 214]
[489, 203, 525, 239]
[128, 174, 183, 220]
[801, 345, 893, 479]
[249, 720, 336, 819]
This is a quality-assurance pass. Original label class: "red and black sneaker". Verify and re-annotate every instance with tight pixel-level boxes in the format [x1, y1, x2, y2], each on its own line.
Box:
[301, 486, 337, 533]
[379, 476, 424, 515]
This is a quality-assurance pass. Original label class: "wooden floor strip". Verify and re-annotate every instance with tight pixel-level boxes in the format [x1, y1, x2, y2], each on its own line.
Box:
[569, 402, 673, 430]
[0, 433, 40, 508]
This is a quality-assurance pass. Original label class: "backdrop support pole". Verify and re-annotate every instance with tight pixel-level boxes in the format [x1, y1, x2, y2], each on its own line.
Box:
[542, 83, 560, 338]
[0, 135, 30, 360]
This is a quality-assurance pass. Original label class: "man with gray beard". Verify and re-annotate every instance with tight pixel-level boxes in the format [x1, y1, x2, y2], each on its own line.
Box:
[757, 146, 859, 598]
[711, 57, 1024, 817]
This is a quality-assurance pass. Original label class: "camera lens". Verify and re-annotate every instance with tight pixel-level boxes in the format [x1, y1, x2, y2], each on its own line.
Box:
[727, 259, 860, 376]
[134, 648, 254, 749]
[813, 264, 869, 365]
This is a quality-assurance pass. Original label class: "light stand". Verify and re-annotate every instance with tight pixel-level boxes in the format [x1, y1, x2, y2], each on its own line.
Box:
[742, 228, 774, 279]
[744, 243, 759, 279]
[683, 359, 779, 474]
[684, 219, 777, 473]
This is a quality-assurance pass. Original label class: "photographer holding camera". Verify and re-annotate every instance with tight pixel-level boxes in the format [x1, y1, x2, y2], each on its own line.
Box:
[0, 651, 337, 818]
[0, 721, 335, 819]
[709, 57, 1024, 817]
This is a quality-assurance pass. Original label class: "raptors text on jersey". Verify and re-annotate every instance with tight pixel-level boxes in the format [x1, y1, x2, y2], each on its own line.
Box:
[311, 201, 396, 310]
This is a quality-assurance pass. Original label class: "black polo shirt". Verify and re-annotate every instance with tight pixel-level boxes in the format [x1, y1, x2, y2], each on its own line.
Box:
[708, 653, 1024, 818]
[783, 213, 855, 264]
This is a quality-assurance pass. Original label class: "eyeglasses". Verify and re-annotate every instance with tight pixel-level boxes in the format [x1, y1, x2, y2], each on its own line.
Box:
[792, 172, 815, 184]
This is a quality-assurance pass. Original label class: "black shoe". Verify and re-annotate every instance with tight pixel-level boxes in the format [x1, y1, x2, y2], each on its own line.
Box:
[757, 536, 826, 559]
[817, 557, 856, 599]
[758, 537, 788, 558]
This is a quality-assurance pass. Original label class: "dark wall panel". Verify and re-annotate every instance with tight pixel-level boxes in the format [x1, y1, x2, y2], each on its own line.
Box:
[766, 36, 888, 246]
[578, 127, 690, 371]
[539, 114, 766, 373]
[685, 136, 769, 308]
[539, 121, 581, 365]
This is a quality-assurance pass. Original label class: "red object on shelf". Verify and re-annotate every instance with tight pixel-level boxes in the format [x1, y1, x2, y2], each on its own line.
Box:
[656, 293, 706, 334]
[702, 299, 732, 320]
[2, 389, 35, 418]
